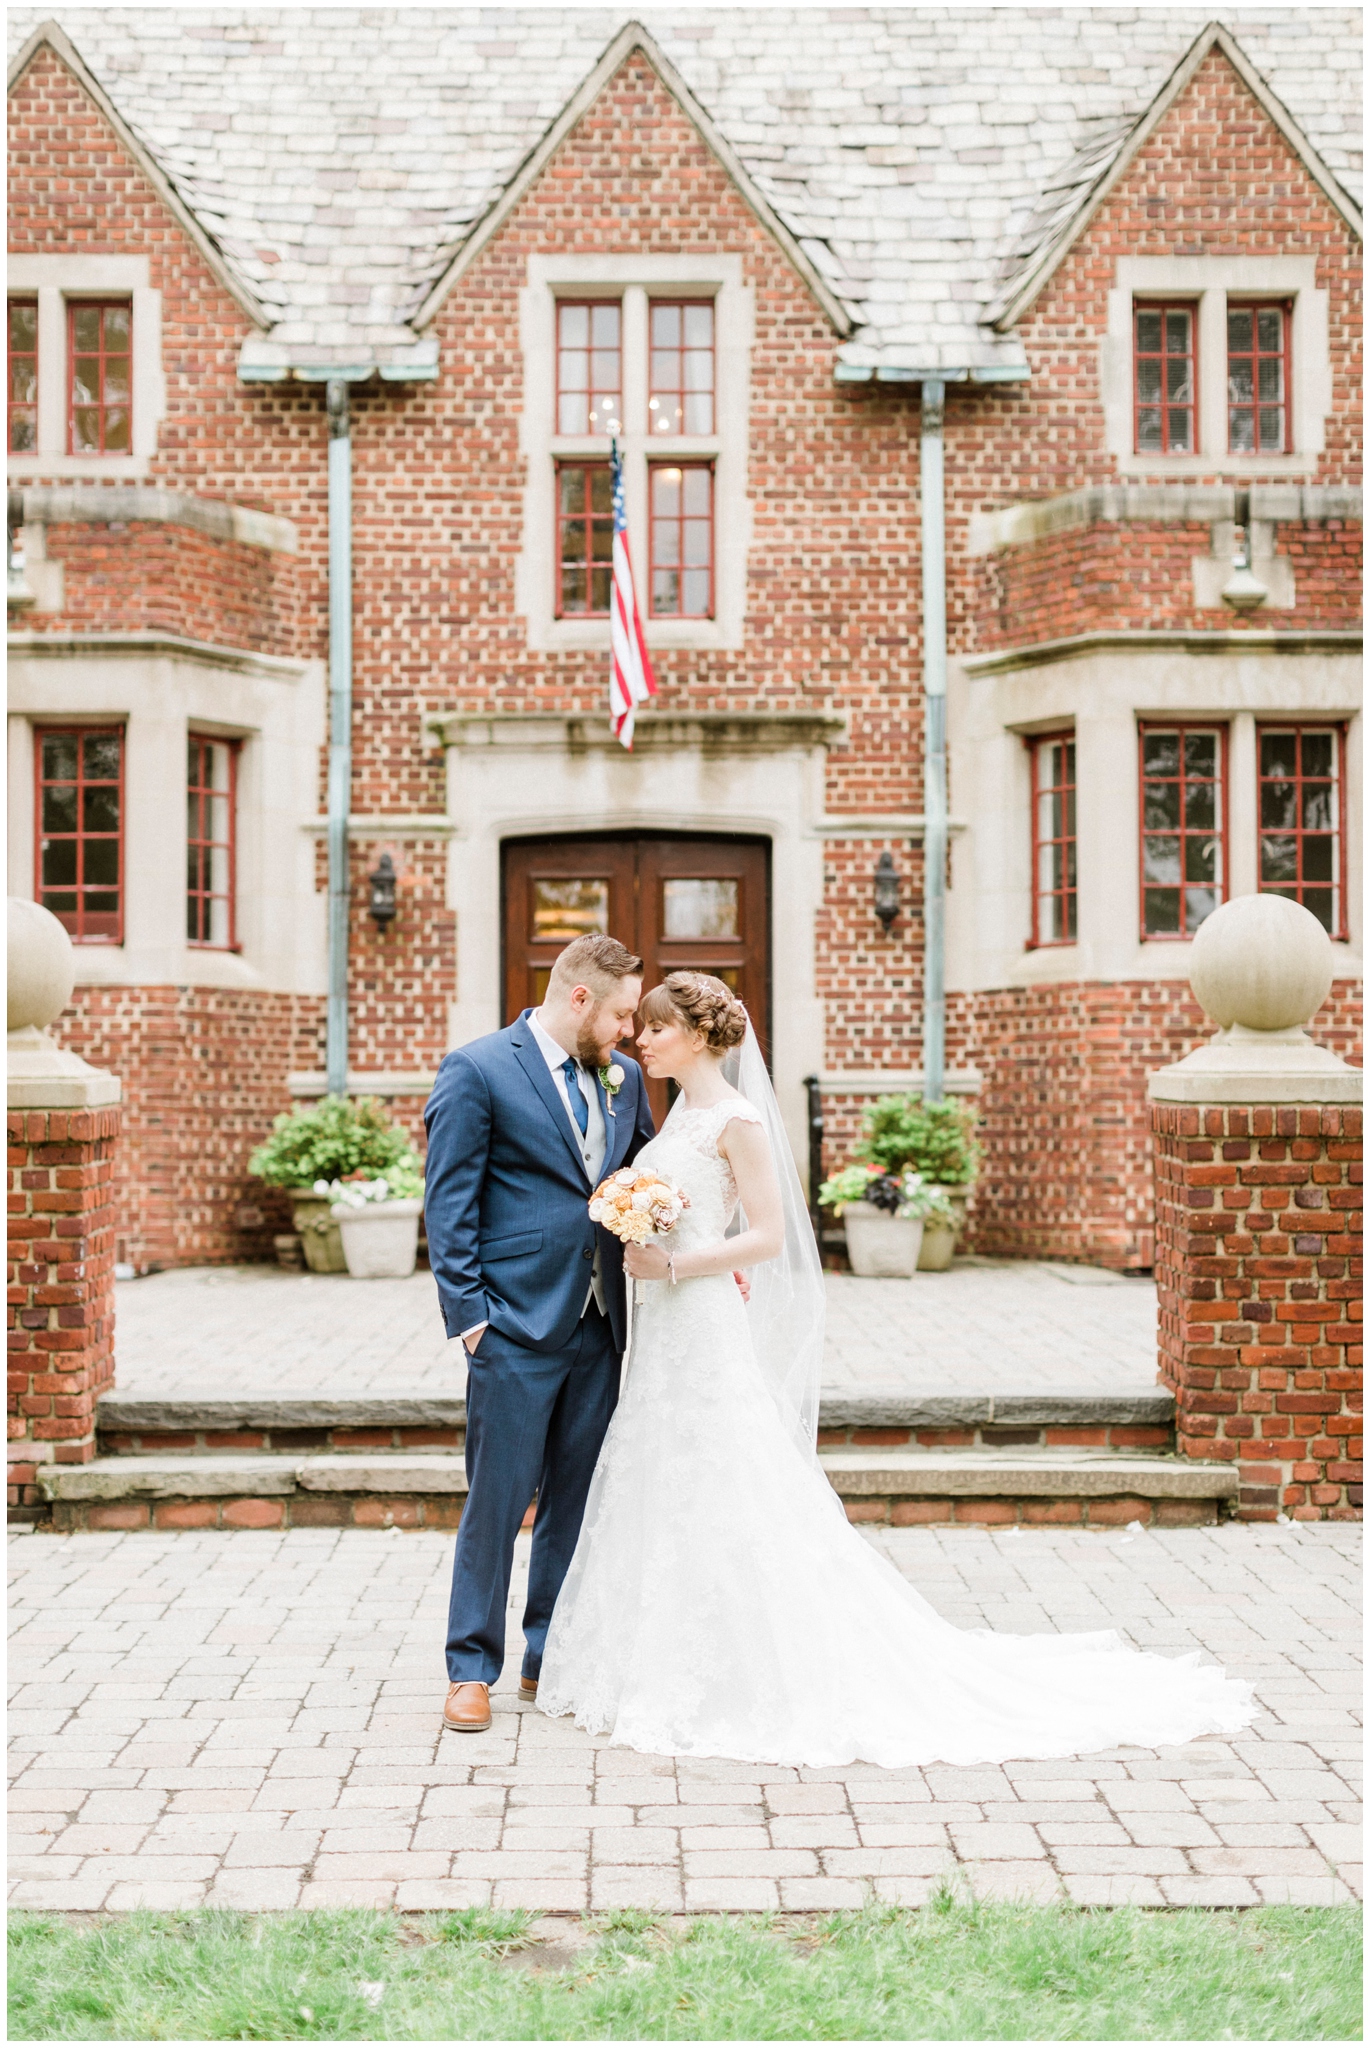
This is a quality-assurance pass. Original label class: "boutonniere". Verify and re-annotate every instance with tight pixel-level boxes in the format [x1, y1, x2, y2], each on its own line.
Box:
[598, 1063, 625, 1116]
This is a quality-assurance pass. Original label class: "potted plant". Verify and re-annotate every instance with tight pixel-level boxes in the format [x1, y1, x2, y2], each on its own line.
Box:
[247, 1097, 419, 1274]
[856, 1095, 982, 1272]
[817, 1164, 958, 1279]
[324, 1159, 425, 1279]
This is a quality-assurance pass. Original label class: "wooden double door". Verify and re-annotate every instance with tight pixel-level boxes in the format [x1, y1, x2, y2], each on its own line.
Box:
[503, 833, 770, 1126]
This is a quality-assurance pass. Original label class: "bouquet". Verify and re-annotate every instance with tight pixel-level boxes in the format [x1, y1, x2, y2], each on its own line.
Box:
[589, 1166, 690, 1243]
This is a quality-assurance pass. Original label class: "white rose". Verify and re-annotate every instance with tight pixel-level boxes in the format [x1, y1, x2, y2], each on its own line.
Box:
[614, 1168, 636, 1186]
[588, 1201, 605, 1221]
[631, 1190, 654, 1211]
[607, 1064, 625, 1088]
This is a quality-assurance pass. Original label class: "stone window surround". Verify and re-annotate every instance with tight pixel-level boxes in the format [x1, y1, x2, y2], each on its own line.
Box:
[7, 256, 166, 481]
[1102, 257, 1330, 479]
[7, 636, 326, 997]
[517, 254, 752, 653]
[945, 641, 1361, 996]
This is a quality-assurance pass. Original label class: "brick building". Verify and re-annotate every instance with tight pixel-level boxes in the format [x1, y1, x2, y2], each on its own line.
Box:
[7, 7, 1362, 1273]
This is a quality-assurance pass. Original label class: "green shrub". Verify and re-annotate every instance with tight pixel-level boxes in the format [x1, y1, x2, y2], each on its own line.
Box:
[858, 1095, 982, 1184]
[248, 1097, 415, 1191]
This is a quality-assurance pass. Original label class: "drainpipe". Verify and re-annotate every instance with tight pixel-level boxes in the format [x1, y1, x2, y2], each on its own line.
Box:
[325, 378, 353, 1098]
[919, 377, 947, 1104]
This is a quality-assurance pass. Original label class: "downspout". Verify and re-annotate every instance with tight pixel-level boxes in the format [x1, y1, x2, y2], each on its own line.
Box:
[919, 377, 947, 1104]
[325, 378, 353, 1098]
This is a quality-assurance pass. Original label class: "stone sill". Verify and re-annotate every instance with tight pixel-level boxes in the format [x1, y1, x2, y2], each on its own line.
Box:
[426, 709, 850, 753]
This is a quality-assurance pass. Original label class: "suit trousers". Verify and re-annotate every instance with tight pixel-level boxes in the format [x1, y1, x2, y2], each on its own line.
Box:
[445, 1304, 620, 1684]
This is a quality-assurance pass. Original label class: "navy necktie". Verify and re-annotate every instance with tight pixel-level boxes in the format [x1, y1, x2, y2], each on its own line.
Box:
[561, 1057, 589, 1138]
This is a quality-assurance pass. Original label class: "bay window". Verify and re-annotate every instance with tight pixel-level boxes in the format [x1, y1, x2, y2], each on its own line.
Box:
[1140, 724, 1227, 938]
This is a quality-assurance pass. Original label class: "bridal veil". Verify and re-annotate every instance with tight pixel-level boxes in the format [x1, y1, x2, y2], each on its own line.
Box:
[723, 1022, 826, 1461]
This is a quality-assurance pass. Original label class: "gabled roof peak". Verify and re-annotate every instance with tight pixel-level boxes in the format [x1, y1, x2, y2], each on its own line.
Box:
[414, 20, 852, 337]
[988, 20, 1363, 333]
[8, 17, 268, 328]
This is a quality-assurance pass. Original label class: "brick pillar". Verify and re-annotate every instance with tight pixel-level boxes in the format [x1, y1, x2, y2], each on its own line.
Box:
[1152, 1101, 1362, 1521]
[1149, 893, 1362, 1528]
[8, 1104, 123, 1515]
[8, 895, 123, 1525]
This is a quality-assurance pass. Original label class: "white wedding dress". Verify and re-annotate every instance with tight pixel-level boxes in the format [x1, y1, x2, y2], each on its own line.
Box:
[539, 1094, 1256, 1768]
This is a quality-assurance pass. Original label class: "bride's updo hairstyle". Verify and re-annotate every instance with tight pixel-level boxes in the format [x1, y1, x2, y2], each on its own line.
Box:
[641, 971, 748, 1054]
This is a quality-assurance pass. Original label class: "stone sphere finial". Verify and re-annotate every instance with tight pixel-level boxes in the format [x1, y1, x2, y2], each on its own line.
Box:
[1189, 892, 1334, 1033]
[7, 897, 76, 1033]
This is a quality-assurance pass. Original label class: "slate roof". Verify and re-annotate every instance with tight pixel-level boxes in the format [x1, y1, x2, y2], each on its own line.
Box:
[8, 6, 1363, 377]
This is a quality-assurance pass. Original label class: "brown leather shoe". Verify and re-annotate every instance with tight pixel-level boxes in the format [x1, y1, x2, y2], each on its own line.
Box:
[443, 1681, 491, 1733]
[519, 1674, 538, 1701]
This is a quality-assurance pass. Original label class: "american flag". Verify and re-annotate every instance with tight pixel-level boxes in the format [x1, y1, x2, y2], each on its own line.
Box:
[609, 441, 657, 749]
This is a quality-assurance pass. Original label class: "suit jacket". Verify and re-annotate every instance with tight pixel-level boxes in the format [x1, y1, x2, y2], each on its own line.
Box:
[423, 1010, 656, 1354]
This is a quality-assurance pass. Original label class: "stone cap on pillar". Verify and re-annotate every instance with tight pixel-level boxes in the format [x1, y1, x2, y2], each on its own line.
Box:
[7, 897, 121, 1109]
[1149, 893, 1362, 1105]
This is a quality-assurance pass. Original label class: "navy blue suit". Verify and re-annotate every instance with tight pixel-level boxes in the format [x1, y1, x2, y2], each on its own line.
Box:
[423, 1012, 655, 1684]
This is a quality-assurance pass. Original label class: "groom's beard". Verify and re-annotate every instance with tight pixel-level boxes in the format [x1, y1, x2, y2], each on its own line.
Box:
[575, 1011, 619, 1068]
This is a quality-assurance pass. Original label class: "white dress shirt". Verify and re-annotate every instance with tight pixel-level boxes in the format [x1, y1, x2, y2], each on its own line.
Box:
[460, 1011, 608, 1348]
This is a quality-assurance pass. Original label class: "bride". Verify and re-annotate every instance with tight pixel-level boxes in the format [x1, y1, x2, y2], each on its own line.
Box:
[538, 971, 1255, 1768]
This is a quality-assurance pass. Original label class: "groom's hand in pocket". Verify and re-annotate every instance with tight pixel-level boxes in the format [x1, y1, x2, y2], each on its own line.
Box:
[461, 1321, 487, 1356]
[733, 1271, 751, 1303]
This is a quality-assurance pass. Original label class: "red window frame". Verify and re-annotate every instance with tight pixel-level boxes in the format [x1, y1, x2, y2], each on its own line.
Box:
[186, 734, 240, 950]
[649, 462, 714, 618]
[34, 725, 125, 944]
[554, 300, 621, 438]
[1138, 722, 1229, 940]
[68, 298, 132, 455]
[1257, 723, 1347, 940]
[8, 298, 38, 454]
[1027, 730, 1077, 948]
[647, 298, 716, 437]
[554, 461, 613, 617]
[1133, 301, 1198, 455]
[1227, 302, 1292, 455]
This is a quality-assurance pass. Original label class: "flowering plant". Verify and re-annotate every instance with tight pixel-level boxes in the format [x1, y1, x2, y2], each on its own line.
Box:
[317, 1155, 424, 1207]
[598, 1062, 626, 1099]
[817, 1163, 956, 1227]
[589, 1166, 690, 1244]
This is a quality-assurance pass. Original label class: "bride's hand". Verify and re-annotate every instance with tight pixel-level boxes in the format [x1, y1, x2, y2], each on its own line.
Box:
[623, 1240, 671, 1281]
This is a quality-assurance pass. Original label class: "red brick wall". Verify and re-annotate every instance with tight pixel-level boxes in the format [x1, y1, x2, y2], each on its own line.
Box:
[8, 1103, 121, 1519]
[50, 989, 324, 1270]
[1153, 1101, 1362, 1520]
[24, 520, 294, 651]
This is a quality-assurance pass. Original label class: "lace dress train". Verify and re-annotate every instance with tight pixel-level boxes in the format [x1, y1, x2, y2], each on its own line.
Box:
[538, 1098, 1255, 1769]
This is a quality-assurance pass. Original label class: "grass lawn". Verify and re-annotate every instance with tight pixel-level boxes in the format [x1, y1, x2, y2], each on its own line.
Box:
[8, 1895, 1362, 2042]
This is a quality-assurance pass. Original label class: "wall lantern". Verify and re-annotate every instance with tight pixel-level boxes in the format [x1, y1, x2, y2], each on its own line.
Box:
[873, 850, 901, 931]
[367, 850, 398, 929]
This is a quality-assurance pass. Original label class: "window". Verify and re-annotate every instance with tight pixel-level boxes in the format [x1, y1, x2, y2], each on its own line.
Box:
[555, 302, 621, 436]
[555, 463, 612, 615]
[1228, 304, 1290, 454]
[186, 736, 238, 948]
[1134, 303, 1196, 454]
[35, 727, 124, 943]
[68, 300, 132, 455]
[649, 464, 713, 617]
[648, 300, 714, 435]
[8, 299, 38, 453]
[1139, 725, 1226, 938]
[1258, 725, 1345, 938]
[1029, 733, 1077, 947]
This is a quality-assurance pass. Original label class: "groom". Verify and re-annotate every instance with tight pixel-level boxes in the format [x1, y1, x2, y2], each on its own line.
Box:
[423, 934, 655, 1732]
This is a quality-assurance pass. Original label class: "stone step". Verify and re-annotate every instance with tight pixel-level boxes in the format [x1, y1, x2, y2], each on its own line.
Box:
[36, 1439, 1230, 1534]
[96, 1389, 1176, 1459]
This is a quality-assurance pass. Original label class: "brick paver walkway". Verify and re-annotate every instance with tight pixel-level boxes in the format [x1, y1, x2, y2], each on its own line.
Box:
[113, 1261, 1159, 1402]
[9, 1523, 1359, 1913]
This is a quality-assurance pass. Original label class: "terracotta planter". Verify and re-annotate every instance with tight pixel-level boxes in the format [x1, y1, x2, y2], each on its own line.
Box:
[331, 1196, 423, 1279]
[842, 1206, 925, 1278]
[287, 1190, 347, 1273]
[916, 1185, 972, 1272]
